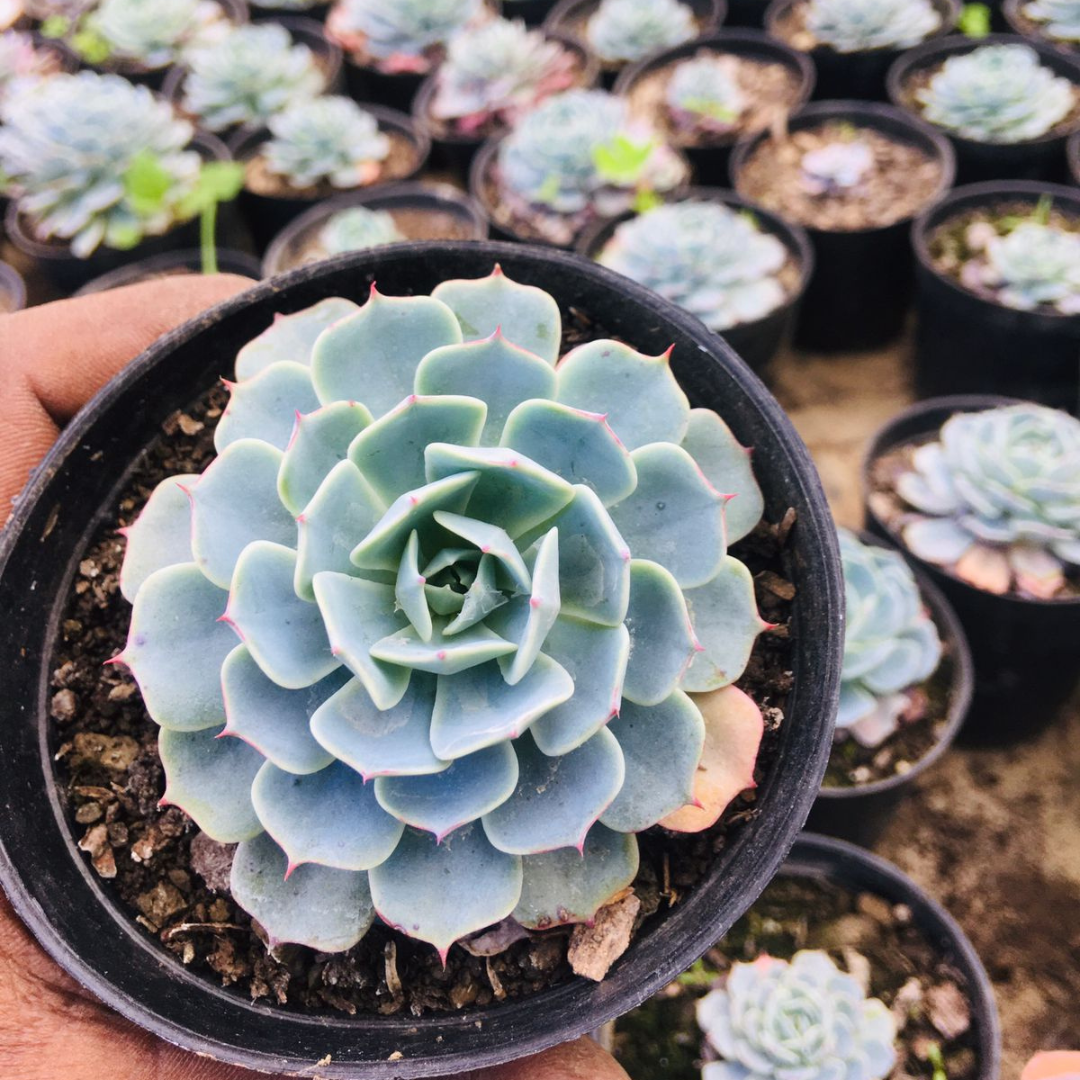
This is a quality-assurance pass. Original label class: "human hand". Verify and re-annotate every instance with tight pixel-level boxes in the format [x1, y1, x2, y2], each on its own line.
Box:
[0, 278, 630, 1080]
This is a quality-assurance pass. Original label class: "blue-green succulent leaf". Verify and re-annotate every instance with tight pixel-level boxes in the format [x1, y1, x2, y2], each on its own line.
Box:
[444, 553, 509, 635]
[601, 691, 705, 832]
[433, 511, 532, 593]
[119, 474, 197, 602]
[492, 527, 560, 685]
[396, 530, 433, 642]
[425, 583, 466, 614]
[422, 547, 480, 578]
[370, 615, 516, 675]
[556, 339, 690, 450]
[252, 760, 404, 871]
[234, 298, 360, 381]
[230, 832, 374, 952]
[215, 361, 320, 453]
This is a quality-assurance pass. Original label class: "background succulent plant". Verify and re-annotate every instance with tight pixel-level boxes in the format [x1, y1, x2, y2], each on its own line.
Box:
[973, 221, 1080, 313]
[1023, 0, 1080, 42]
[116, 267, 768, 959]
[804, 0, 942, 53]
[0, 70, 201, 256]
[586, 0, 696, 64]
[262, 96, 390, 191]
[696, 951, 897, 1080]
[800, 138, 874, 195]
[596, 201, 789, 332]
[0, 28, 60, 103]
[838, 529, 942, 749]
[916, 44, 1076, 144]
[893, 404, 1080, 598]
[665, 55, 747, 135]
[314, 205, 404, 256]
[182, 23, 324, 132]
[328, 0, 482, 73]
[75, 0, 230, 69]
[429, 17, 577, 132]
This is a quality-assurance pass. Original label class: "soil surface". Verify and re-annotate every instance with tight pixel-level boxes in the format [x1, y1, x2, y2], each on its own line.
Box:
[613, 875, 982, 1080]
[735, 123, 945, 230]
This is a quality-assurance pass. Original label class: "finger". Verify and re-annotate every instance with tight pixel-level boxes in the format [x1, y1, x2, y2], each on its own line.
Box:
[464, 1036, 631, 1080]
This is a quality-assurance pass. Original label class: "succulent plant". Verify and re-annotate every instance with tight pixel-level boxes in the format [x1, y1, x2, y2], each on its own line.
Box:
[665, 55, 747, 135]
[597, 201, 789, 332]
[0, 29, 61, 103]
[328, 0, 483, 74]
[75, 0, 230, 69]
[314, 205, 405, 256]
[586, 0, 697, 64]
[429, 17, 577, 132]
[800, 138, 874, 195]
[893, 404, 1080, 598]
[115, 267, 769, 959]
[497, 89, 688, 245]
[262, 96, 390, 191]
[0, 71, 201, 257]
[696, 951, 897, 1080]
[916, 44, 1076, 144]
[973, 221, 1080, 314]
[1023, 0, 1080, 42]
[804, 0, 942, 53]
[837, 529, 942, 748]
[182, 23, 324, 132]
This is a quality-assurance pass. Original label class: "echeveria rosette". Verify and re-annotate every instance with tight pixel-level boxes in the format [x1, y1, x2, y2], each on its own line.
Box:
[596, 201, 789, 333]
[696, 951, 897, 1080]
[894, 404, 1080, 599]
[78, 0, 231, 69]
[586, 0, 696, 65]
[978, 222, 1080, 314]
[116, 268, 769, 961]
[0, 28, 60, 103]
[665, 55, 747, 136]
[838, 529, 942, 749]
[314, 206, 404, 258]
[916, 44, 1076, 144]
[1023, 0, 1080, 43]
[804, 0, 941, 53]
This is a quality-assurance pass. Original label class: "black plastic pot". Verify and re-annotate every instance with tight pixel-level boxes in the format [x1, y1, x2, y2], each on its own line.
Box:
[0, 259, 27, 313]
[2, 132, 233, 296]
[1003, 0, 1079, 51]
[863, 395, 1080, 741]
[613, 30, 815, 187]
[502, 0, 558, 24]
[730, 100, 956, 352]
[0, 241, 841, 1078]
[262, 181, 488, 276]
[412, 30, 599, 182]
[229, 105, 430, 252]
[251, 0, 329, 22]
[807, 532, 974, 847]
[783, 834, 1001, 1077]
[543, 0, 727, 88]
[1068, 129, 1080, 185]
[725, 0, 769, 26]
[72, 248, 262, 295]
[575, 187, 814, 377]
[765, 0, 960, 102]
[911, 182, 1080, 413]
[887, 33, 1080, 184]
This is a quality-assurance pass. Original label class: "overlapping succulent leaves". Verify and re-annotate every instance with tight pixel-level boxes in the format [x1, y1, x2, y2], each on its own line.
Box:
[838, 529, 942, 749]
[979, 221, 1080, 314]
[895, 404, 1080, 598]
[666, 54, 746, 134]
[804, 0, 941, 53]
[800, 138, 874, 196]
[117, 268, 768, 959]
[696, 951, 897, 1080]
[916, 44, 1075, 144]
[0, 28, 60, 102]
[264, 96, 390, 189]
[597, 201, 789, 332]
[79, 0, 230, 68]
[586, 0, 696, 64]
[1023, 0, 1080, 43]
[315, 206, 405, 258]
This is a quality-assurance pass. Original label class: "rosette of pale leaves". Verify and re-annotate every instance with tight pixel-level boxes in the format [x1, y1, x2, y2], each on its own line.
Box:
[838, 529, 941, 748]
[586, 0, 696, 64]
[315, 206, 404, 257]
[804, 0, 941, 53]
[895, 404, 1080, 598]
[0, 71, 200, 257]
[980, 222, 1080, 313]
[80, 0, 230, 68]
[1024, 0, 1080, 42]
[329, 0, 482, 69]
[916, 44, 1075, 144]
[800, 139, 874, 195]
[264, 97, 390, 190]
[597, 201, 788, 332]
[117, 267, 768, 958]
[666, 55, 746, 134]
[697, 951, 897, 1080]
[430, 17, 575, 129]
[0, 29, 59, 102]
[182, 23, 324, 132]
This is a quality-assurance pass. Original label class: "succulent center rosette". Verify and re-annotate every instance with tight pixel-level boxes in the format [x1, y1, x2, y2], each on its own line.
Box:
[116, 268, 768, 960]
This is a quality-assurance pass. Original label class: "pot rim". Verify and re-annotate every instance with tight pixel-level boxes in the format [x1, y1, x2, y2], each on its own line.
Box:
[0, 240, 842, 1078]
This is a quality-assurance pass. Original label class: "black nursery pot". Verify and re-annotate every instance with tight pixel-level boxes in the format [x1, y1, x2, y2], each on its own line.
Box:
[725, 0, 769, 26]
[765, 0, 960, 102]
[863, 395, 1080, 740]
[887, 34, 1080, 184]
[262, 181, 489, 276]
[785, 834, 1001, 1076]
[251, 0, 330, 22]
[0, 242, 842, 1079]
[501, 0, 558, 25]
[911, 182, 1080, 413]
[0, 260, 27, 313]
[730, 100, 956, 352]
[575, 187, 814, 377]
[1068, 130, 1080, 184]
[806, 533, 974, 847]
[613, 30, 816, 187]
[72, 248, 263, 295]
[229, 105, 430, 252]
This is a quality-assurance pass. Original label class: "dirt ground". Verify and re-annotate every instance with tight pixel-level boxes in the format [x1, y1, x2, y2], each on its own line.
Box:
[772, 335, 1080, 1078]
